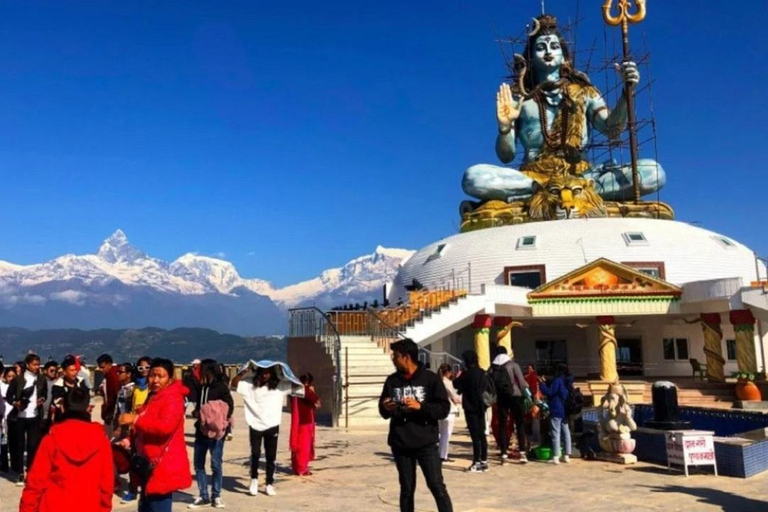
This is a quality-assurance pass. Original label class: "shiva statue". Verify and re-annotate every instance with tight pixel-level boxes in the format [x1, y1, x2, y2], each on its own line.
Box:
[462, 14, 665, 205]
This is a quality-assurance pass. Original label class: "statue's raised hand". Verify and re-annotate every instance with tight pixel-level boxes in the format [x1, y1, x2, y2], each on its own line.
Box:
[496, 83, 522, 133]
[615, 61, 640, 88]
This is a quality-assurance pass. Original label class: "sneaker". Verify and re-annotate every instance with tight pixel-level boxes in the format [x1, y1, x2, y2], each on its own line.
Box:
[121, 492, 137, 504]
[212, 497, 226, 508]
[248, 479, 259, 496]
[265, 484, 277, 496]
[187, 497, 210, 509]
[561, 455, 571, 464]
[226, 433, 233, 441]
[519, 454, 528, 464]
[501, 453, 509, 461]
[549, 457, 560, 465]
[467, 462, 482, 473]
[480, 461, 489, 472]
[15, 473, 25, 487]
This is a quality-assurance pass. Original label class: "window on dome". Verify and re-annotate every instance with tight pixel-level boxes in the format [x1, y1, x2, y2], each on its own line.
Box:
[712, 236, 736, 249]
[504, 265, 546, 289]
[622, 262, 666, 280]
[622, 232, 648, 246]
[726, 339, 737, 361]
[663, 338, 689, 361]
[516, 236, 537, 250]
[426, 243, 448, 263]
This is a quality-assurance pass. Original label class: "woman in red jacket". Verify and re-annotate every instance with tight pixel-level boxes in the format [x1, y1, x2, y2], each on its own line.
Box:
[118, 358, 191, 512]
[20, 387, 114, 512]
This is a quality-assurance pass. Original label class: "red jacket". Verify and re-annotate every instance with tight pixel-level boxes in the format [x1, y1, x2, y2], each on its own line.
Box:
[134, 380, 191, 496]
[20, 418, 114, 512]
[101, 366, 121, 422]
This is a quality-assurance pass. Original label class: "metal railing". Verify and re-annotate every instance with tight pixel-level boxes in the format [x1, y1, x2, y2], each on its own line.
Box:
[288, 307, 343, 427]
[418, 348, 463, 374]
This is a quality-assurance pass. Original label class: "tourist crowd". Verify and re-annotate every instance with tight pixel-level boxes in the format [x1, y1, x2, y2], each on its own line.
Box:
[0, 352, 321, 511]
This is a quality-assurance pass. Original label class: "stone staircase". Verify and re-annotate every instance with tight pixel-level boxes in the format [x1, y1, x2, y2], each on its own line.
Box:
[338, 335, 392, 427]
[576, 379, 738, 409]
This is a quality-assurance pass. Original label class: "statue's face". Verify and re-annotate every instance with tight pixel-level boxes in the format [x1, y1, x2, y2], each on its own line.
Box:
[532, 34, 564, 73]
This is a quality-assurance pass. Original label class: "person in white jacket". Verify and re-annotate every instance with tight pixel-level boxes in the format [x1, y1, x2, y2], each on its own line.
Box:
[437, 364, 461, 462]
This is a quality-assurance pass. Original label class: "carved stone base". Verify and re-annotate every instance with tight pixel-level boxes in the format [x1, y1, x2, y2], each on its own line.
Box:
[596, 452, 638, 465]
[459, 200, 675, 233]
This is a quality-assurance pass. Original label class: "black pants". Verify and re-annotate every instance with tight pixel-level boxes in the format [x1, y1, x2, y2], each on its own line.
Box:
[1, 441, 10, 472]
[392, 444, 453, 512]
[249, 426, 279, 484]
[498, 396, 527, 455]
[465, 410, 487, 463]
[10, 417, 41, 474]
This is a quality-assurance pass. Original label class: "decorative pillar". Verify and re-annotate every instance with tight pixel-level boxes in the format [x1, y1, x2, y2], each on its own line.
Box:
[473, 314, 493, 370]
[493, 317, 523, 357]
[597, 316, 618, 383]
[730, 310, 758, 373]
[700, 313, 726, 383]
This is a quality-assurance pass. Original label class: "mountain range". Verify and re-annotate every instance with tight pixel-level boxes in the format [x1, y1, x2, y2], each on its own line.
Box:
[0, 230, 414, 335]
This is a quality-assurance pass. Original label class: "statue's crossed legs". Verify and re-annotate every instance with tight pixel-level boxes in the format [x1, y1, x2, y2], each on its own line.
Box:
[462, 159, 666, 202]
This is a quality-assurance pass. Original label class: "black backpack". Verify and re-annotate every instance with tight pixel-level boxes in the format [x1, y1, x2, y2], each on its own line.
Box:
[565, 383, 584, 417]
[482, 372, 497, 408]
[489, 364, 514, 400]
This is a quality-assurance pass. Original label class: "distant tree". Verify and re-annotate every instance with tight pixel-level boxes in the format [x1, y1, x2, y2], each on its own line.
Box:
[372, 299, 380, 309]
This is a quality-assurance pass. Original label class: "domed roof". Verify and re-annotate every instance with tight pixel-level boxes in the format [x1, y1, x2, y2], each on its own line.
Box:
[391, 218, 761, 298]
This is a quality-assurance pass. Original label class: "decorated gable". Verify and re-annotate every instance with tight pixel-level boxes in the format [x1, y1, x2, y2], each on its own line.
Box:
[527, 259, 681, 317]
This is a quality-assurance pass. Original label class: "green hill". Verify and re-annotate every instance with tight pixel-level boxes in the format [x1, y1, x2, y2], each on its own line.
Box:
[0, 327, 286, 365]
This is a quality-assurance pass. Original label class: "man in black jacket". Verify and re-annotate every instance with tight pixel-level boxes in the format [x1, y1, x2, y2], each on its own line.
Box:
[379, 338, 453, 512]
[5, 353, 47, 485]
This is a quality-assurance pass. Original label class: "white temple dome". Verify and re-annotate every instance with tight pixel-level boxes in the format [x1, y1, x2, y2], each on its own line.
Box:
[391, 218, 762, 298]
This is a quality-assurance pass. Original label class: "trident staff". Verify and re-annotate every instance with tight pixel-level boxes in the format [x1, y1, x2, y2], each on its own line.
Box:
[602, 0, 647, 204]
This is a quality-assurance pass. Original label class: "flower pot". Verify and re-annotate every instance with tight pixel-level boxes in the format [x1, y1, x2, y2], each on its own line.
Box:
[735, 380, 762, 401]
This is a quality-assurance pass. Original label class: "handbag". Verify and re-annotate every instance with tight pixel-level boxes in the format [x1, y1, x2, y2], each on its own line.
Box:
[130, 410, 184, 485]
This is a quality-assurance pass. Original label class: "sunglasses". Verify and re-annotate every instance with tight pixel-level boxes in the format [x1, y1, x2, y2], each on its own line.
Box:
[137, 366, 150, 371]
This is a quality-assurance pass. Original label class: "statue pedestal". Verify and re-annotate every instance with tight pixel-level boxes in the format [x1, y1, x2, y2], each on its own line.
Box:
[596, 452, 638, 465]
[734, 400, 768, 411]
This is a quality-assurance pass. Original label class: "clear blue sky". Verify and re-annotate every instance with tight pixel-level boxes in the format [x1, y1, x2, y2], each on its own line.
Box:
[1, 0, 766, 287]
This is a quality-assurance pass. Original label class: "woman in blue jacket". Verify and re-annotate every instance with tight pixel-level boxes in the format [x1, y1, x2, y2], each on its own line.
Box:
[539, 364, 572, 464]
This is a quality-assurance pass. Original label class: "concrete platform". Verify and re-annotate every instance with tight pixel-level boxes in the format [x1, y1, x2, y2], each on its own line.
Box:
[2, 396, 768, 511]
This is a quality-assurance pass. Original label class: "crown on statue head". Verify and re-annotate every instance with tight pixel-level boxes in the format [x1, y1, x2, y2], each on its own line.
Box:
[537, 14, 559, 32]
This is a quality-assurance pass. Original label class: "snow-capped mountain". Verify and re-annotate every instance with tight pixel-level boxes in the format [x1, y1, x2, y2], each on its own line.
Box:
[0, 230, 414, 334]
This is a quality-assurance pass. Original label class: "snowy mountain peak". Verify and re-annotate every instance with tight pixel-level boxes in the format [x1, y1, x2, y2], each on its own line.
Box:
[170, 253, 250, 294]
[97, 229, 147, 264]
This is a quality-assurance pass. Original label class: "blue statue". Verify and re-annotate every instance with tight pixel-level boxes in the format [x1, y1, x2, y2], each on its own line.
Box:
[462, 14, 665, 204]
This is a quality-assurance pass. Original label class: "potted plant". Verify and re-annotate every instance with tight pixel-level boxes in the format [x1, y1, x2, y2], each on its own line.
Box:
[734, 371, 762, 401]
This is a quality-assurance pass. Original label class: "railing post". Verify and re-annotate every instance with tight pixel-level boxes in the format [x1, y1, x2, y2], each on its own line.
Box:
[344, 346, 349, 429]
[468, 261, 472, 294]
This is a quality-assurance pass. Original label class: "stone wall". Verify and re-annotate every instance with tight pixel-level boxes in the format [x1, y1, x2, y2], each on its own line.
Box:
[287, 336, 336, 423]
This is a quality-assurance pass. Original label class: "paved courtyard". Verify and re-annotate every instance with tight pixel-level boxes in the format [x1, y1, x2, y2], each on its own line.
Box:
[2, 396, 767, 511]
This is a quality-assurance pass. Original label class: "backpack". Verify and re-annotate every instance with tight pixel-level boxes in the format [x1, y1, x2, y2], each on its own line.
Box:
[565, 383, 583, 417]
[482, 372, 497, 408]
[489, 364, 514, 400]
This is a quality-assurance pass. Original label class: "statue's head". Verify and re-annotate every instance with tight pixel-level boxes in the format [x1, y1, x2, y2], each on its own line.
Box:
[520, 15, 573, 89]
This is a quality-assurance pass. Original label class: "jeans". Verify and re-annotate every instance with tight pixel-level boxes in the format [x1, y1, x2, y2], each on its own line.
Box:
[551, 417, 572, 458]
[138, 493, 173, 512]
[465, 411, 487, 463]
[498, 397, 527, 455]
[10, 417, 41, 474]
[194, 437, 225, 500]
[438, 415, 455, 460]
[249, 426, 279, 484]
[392, 444, 453, 512]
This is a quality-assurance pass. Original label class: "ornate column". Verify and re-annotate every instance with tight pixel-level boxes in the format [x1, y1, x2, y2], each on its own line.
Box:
[473, 314, 492, 370]
[597, 316, 618, 383]
[730, 309, 758, 373]
[700, 313, 726, 383]
[493, 317, 522, 357]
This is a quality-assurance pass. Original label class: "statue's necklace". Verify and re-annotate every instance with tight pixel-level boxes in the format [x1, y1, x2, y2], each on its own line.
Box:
[534, 90, 568, 150]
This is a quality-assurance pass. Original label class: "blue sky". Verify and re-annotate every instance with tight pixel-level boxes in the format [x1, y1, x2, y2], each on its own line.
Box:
[0, 0, 766, 286]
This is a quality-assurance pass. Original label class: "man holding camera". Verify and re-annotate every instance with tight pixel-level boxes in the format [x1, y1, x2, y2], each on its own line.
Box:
[379, 339, 453, 512]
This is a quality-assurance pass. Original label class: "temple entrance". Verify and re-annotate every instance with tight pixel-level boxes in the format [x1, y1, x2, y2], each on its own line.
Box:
[535, 339, 568, 376]
[617, 338, 644, 377]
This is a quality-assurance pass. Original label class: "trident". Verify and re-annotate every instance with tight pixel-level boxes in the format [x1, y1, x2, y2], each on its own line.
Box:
[602, 0, 646, 204]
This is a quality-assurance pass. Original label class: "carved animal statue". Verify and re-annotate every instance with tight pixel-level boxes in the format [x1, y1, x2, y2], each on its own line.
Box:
[528, 174, 606, 220]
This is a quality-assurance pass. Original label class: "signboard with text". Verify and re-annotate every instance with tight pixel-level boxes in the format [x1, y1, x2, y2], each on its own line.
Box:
[665, 430, 718, 477]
